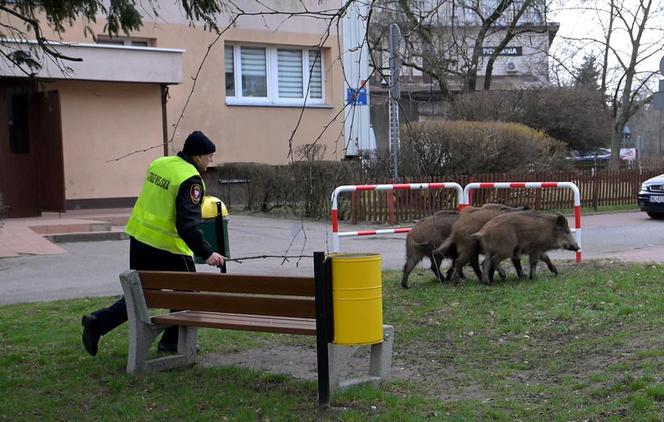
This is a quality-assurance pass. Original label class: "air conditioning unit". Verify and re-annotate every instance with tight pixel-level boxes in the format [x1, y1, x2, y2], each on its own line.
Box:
[506, 61, 518, 73]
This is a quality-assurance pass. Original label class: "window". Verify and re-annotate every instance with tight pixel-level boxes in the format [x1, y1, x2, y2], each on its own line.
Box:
[308, 50, 322, 99]
[225, 44, 325, 106]
[96, 36, 154, 47]
[278, 49, 303, 98]
[241, 47, 267, 97]
[225, 46, 235, 96]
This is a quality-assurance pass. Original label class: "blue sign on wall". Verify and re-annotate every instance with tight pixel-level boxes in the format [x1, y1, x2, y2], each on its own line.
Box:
[346, 88, 368, 106]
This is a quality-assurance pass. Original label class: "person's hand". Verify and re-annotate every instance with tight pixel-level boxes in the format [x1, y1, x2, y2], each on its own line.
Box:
[205, 252, 225, 267]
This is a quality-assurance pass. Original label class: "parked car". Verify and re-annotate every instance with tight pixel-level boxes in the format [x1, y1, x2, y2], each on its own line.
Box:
[637, 174, 664, 219]
[568, 148, 612, 163]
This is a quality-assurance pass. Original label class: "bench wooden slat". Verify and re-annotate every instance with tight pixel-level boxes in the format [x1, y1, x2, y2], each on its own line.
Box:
[137, 271, 315, 296]
[151, 311, 316, 336]
[143, 290, 316, 319]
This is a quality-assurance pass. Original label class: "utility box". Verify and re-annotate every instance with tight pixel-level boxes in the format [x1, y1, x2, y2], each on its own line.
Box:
[330, 253, 383, 345]
[195, 195, 230, 272]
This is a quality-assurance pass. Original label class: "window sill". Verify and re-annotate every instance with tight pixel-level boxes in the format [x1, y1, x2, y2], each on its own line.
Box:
[225, 99, 334, 109]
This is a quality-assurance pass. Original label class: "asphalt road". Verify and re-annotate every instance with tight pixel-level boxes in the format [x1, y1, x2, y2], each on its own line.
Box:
[1, 211, 663, 305]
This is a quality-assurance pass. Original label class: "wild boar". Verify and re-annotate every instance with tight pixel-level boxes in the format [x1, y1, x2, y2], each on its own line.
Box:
[401, 210, 459, 289]
[474, 211, 580, 284]
[436, 204, 529, 284]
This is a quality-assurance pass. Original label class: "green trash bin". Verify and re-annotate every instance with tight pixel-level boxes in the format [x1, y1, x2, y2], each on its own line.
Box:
[195, 195, 230, 272]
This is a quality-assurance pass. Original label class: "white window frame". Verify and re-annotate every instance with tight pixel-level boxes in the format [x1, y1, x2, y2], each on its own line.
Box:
[96, 36, 153, 47]
[225, 44, 326, 107]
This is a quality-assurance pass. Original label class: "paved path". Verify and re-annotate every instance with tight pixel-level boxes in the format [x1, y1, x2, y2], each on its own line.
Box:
[1, 212, 663, 305]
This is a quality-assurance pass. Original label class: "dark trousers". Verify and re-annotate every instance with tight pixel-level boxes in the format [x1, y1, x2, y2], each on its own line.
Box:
[92, 237, 196, 345]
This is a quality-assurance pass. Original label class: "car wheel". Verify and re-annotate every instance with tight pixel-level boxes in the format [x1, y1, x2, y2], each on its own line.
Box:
[646, 211, 664, 220]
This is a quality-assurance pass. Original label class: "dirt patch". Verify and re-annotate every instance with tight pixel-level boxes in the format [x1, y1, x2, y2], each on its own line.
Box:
[198, 344, 416, 382]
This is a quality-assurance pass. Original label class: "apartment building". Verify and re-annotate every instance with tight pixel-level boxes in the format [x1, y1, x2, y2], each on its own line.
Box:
[0, 1, 344, 216]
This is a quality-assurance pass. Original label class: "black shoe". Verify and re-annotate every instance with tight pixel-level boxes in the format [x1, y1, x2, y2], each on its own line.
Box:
[81, 315, 101, 357]
[157, 342, 178, 353]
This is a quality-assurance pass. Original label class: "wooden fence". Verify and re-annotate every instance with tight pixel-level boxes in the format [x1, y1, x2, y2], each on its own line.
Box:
[348, 167, 664, 224]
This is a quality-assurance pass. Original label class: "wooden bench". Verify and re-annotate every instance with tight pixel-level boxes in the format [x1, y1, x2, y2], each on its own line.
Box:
[119, 252, 394, 408]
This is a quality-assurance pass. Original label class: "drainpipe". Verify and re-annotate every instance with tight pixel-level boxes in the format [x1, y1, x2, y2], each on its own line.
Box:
[161, 84, 169, 156]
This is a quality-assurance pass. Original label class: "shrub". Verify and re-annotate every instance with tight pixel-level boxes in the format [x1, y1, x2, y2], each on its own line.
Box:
[451, 88, 612, 153]
[206, 160, 362, 219]
[399, 120, 569, 177]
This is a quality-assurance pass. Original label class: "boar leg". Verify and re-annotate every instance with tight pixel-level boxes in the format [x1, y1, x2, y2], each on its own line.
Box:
[446, 261, 465, 281]
[450, 242, 479, 283]
[495, 261, 507, 281]
[450, 260, 464, 284]
[481, 255, 496, 285]
[401, 254, 421, 289]
[528, 253, 541, 280]
[469, 254, 483, 281]
[486, 261, 507, 283]
[540, 253, 558, 275]
[429, 252, 446, 283]
[511, 257, 526, 278]
[440, 247, 461, 282]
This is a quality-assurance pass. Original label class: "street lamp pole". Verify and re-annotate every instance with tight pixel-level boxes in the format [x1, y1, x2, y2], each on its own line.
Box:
[388, 23, 401, 180]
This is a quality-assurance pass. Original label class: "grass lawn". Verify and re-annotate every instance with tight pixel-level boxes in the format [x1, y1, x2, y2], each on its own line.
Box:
[2, 261, 664, 420]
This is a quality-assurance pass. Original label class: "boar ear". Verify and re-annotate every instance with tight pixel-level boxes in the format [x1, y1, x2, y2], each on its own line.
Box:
[555, 213, 567, 227]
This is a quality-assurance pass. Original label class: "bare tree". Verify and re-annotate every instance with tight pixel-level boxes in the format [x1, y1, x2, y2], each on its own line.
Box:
[369, 0, 552, 97]
[482, 0, 549, 90]
[604, 0, 662, 168]
[554, 0, 664, 168]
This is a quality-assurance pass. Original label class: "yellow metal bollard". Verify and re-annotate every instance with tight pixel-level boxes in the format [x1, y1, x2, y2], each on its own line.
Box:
[330, 253, 383, 345]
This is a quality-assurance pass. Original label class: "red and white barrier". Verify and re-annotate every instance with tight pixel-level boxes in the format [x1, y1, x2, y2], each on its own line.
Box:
[464, 182, 582, 262]
[330, 182, 464, 253]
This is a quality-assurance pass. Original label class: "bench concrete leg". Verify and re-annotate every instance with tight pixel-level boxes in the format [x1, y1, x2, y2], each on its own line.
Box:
[126, 322, 163, 374]
[177, 326, 198, 359]
[127, 323, 198, 374]
[121, 271, 198, 374]
[369, 324, 394, 381]
[328, 324, 394, 393]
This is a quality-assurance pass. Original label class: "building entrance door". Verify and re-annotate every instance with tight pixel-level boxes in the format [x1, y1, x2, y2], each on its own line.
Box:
[0, 82, 64, 217]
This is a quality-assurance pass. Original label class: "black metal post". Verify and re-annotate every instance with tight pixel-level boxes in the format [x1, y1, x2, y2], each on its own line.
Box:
[313, 251, 330, 409]
[216, 201, 227, 273]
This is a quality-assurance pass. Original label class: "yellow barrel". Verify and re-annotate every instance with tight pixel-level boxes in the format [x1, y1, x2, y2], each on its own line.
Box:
[331, 253, 383, 345]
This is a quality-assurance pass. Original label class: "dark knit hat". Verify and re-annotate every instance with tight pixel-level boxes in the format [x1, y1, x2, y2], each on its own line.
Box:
[183, 131, 216, 156]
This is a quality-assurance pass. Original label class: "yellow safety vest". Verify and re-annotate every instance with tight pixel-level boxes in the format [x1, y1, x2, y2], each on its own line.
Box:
[125, 156, 205, 256]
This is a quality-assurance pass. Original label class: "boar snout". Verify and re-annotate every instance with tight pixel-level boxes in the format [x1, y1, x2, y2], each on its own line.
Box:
[558, 234, 580, 252]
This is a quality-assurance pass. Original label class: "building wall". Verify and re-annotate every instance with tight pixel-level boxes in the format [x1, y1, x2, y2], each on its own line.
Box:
[0, 1, 346, 205]
[53, 80, 163, 200]
[42, 2, 344, 165]
[477, 30, 551, 82]
[155, 25, 343, 163]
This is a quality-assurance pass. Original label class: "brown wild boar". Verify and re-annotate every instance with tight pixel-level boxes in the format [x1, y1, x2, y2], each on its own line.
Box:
[474, 211, 580, 284]
[401, 210, 459, 289]
[435, 204, 530, 284]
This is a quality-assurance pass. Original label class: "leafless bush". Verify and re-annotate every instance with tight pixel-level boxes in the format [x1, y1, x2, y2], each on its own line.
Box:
[638, 156, 664, 170]
[399, 120, 569, 177]
[209, 160, 362, 218]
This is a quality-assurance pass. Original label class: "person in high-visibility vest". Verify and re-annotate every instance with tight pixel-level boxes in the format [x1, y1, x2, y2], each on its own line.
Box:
[81, 131, 225, 356]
